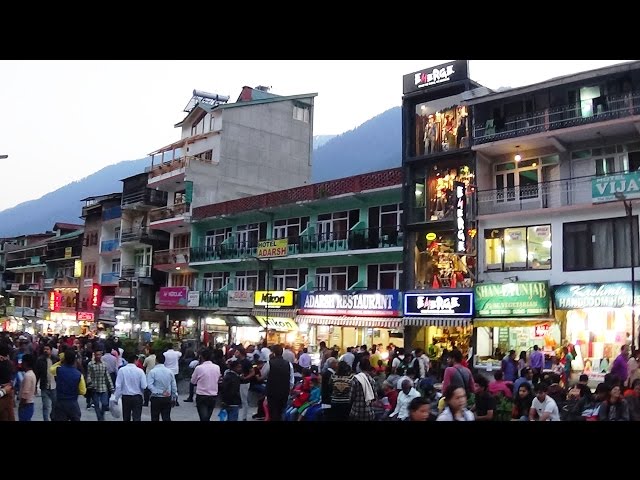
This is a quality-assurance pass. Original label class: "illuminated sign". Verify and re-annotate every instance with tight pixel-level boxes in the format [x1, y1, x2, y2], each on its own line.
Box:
[77, 312, 94, 321]
[255, 316, 298, 332]
[455, 182, 466, 253]
[254, 290, 294, 308]
[426, 232, 437, 241]
[49, 291, 62, 312]
[91, 284, 102, 308]
[299, 290, 401, 316]
[402, 60, 469, 95]
[74, 259, 82, 278]
[404, 292, 473, 316]
[534, 324, 551, 337]
[64, 247, 73, 258]
[256, 239, 288, 259]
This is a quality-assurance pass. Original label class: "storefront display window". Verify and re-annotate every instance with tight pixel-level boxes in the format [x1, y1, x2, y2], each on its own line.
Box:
[414, 94, 469, 157]
[485, 225, 551, 271]
[414, 164, 474, 223]
[414, 232, 475, 289]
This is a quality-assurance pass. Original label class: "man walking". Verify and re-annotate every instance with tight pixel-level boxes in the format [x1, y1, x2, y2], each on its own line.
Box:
[529, 345, 544, 384]
[190, 349, 221, 421]
[53, 349, 87, 421]
[18, 354, 36, 422]
[147, 351, 177, 421]
[163, 344, 182, 406]
[142, 347, 156, 407]
[114, 351, 147, 421]
[263, 344, 294, 421]
[86, 349, 115, 421]
[35, 344, 57, 421]
[236, 347, 255, 421]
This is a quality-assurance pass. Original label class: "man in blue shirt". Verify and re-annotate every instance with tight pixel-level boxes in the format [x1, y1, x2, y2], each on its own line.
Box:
[147, 351, 177, 422]
[513, 367, 534, 398]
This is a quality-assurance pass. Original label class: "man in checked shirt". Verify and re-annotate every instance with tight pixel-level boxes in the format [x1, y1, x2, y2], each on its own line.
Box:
[86, 349, 115, 421]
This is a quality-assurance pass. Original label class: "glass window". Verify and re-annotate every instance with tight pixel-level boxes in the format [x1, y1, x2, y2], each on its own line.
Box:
[503, 227, 527, 269]
[413, 94, 468, 157]
[595, 157, 616, 176]
[527, 226, 551, 269]
[484, 225, 552, 271]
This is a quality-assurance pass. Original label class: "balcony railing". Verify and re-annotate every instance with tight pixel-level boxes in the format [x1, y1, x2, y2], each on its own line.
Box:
[146, 155, 213, 179]
[102, 206, 122, 221]
[154, 247, 190, 265]
[101, 272, 120, 284]
[47, 245, 82, 261]
[121, 189, 168, 209]
[149, 202, 189, 223]
[100, 239, 120, 253]
[474, 91, 640, 145]
[120, 228, 159, 244]
[190, 226, 403, 263]
[121, 265, 152, 278]
[477, 174, 596, 215]
[199, 291, 228, 309]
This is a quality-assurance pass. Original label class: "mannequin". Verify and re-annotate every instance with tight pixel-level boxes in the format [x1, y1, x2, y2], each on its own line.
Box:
[423, 116, 437, 154]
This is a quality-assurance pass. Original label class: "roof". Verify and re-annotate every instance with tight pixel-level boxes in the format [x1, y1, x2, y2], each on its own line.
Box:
[53, 222, 83, 231]
[80, 193, 121, 202]
[47, 229, 84, 243]
[464, 60, 640, 106]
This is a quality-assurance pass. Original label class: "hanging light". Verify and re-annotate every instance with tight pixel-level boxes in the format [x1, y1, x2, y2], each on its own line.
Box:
[514, 146, 522, 162]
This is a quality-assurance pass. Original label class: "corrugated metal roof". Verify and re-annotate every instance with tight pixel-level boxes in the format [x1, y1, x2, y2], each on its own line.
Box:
[215, 92, 317, 110]
[47, 229, 84, 243]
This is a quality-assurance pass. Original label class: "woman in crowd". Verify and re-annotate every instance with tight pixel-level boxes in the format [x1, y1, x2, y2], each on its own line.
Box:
[599, 384, 631, 421]
[406, 396, 432, 421]
[518, 351, 527, 378]
[511, 382, 534, 421]
[330, 361, 353, 421]
[436, 385, 475, 421]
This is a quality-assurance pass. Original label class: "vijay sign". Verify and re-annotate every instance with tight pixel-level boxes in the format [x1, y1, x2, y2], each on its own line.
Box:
[592, 171, 640, 203]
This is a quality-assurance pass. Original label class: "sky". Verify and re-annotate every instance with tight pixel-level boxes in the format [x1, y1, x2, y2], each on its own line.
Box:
[0, 59, 632, 212]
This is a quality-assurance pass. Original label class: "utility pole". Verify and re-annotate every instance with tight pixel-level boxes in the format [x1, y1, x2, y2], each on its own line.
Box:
[616, 192, 637, 350]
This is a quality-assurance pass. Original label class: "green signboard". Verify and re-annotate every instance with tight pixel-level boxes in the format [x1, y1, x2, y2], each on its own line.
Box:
[475, 281, 550, 317]
[592, 171, 640, 203]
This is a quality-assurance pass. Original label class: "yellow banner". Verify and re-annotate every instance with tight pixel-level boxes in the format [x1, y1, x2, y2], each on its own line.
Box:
[74, 259, 82, 278]
[254, 290, 294, 307]
[254, 316, 298, 331]
[64, 247, 73, 258]
[256, 239, 288, 258]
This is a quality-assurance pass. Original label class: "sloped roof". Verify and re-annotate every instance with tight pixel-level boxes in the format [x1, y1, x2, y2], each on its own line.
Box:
[53, 222, 83, 231]
[47, 229, 84, 243]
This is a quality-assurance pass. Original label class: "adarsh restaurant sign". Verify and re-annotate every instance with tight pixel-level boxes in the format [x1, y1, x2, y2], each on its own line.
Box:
[554, 282, 640, 309]
[475, 281, 550, 317]
[299, 290, 400, 317]
[403, 60, 469, 95]
[404, 292, 473, 316]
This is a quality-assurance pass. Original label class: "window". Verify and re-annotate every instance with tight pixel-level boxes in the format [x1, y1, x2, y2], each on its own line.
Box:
[484, 225, 551, 271]
[316, 267, 347, 290]
[173, 234, 190, 249]
[380, 204, 403, 231]
[83, 263, 96, 279]
[273, 268, 308, 290]
[114, 227, 120, 241]
[495, 159, 539, 202]
[84, 231, 98, 246]
[202, 272, 229, 291]
[367, 264, 402, 290]
[194, 150, 213, 162]
[174, 191, 187, 205]
[209, 115, 216, 132]
[235, 270, 259, 291]
[273, 217, 309, 241]
[293, 105, 310, 123]
[317, 212, 348, 241]
[111, 258, 121, 274]
[171, 273, 194, 288]
[564, 217, 639, 271]
[629, 151, 640, 171]
[205, 228, 232, 248]
[236, 224, 260, 249]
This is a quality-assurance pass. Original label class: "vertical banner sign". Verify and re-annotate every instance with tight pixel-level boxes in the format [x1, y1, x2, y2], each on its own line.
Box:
[455, 181, 466, 253]
[184, 180, 193, 204]
[74, 259, 82, 278]
[91, 284, 102, 308]
[64, 247, 73, 258]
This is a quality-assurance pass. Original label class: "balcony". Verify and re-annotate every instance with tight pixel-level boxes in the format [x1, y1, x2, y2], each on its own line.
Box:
[101, 272, 120, 285]
[100, 239, 120, 253]
[477, 175, 595, 216]
[121, 265, 152, 278]
[47, 245, 82, 261]
[121, 189, 168, 210]
[198, 291, 228, 309]
[474, 91, 640, 145]
[146, 155, 213, 179]
[102, 206, 122, 221]
[153, 247, 190, 266]
[190, 226, 403, 263]
[149, 202, 189, 223]
[120, 227, 159, 245]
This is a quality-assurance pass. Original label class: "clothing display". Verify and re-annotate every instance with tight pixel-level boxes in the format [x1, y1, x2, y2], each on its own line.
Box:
[416, 105, 468, 156]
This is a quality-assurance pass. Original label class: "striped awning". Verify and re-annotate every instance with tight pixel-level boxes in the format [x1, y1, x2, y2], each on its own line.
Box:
[296, 315, 402, 328]
[473, 317, 556, 327]
[403, 317, 472, 327]
[252, 308, 297, 318]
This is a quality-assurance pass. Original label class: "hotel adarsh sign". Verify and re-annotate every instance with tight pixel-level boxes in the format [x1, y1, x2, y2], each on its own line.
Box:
[475, 281, 550, 317]
[256, 239, 288, 259]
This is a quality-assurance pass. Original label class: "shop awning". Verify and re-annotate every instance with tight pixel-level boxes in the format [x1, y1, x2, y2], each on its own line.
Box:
[296, 315, 402, 328]
[255, 316, 298, 332]
[225, 316, 261, 327]
[403, 317, 472, 327]
[251, 308, 297, 318]
[472, 317, 556, 327]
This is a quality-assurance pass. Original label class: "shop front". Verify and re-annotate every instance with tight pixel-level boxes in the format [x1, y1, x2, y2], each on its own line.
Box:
[403, 291, 474, 365]
[250, 289, 299, 348]
[297, 289, 403, 355]
[473, 281, 557, 372]
[553, 282, 639, 377]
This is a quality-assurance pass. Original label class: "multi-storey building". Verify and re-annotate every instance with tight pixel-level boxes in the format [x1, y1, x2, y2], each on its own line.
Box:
[156, 168, 403, 352]
[401, 61, 484, 354]
[146, 85, 317, 342]
[467, 60, 640, 377]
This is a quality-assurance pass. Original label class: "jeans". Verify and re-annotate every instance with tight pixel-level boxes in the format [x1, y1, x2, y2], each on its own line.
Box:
[239, 383, 250, 421]
[41, 388, 56, 421]
[226, 405, 240, 422]
[187, 382, 195, 400]
[92, 391, 109, 421]
[518, 415, 529, 421]
[122, 394, 143, 421]
[18, 402, 35, 421]
[196, 394, 217, 421]
[54, 399, 81, 421]
[150, 396, 172, 421]
[174, 375, 180, 405]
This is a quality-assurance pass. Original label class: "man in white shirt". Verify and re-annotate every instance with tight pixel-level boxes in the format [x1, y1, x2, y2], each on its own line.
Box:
[339, 347, 355, 367]
[282, 345, 296, 364]
[191, 349, 221, 422]
[114, 351, 147, 422]
[298, 348, 312, 369]
[163, 344, 182, 406]
[390, 379, 421, 420]
[529, 382, 560, 421]
[142, 348, 157, 407]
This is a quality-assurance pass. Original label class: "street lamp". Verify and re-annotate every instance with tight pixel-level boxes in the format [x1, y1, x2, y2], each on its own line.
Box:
[615, 192, 636, 350]
[119, 276, 136, 342]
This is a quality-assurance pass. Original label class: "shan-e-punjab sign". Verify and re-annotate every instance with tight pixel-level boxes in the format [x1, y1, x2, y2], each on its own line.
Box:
[592, 172, 640, 203]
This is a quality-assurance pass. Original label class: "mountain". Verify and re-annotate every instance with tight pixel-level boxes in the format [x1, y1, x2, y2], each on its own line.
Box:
[0, 159, 149, 237]
[0, 107, 401, 236]
[313, 135, 337, 149]
[312, 107, 401, 182]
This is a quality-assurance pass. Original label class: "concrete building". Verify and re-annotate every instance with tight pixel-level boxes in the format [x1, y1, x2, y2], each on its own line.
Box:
[155, 167, 404, 352]
[466, 60, 640, 376]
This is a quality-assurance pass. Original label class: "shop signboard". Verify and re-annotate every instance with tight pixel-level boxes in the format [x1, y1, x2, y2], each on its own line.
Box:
[83, 278, 93, 288]
[187, 291, 200, 307]
[404, 292, 473, 316]
[534, 324, 551, 337]
[254, 316, 298, 332]
[77, 312, 94, 321]
[158, 286, 188, 307]
[403, 60, 469, 94]
[114, 297, 136, 309]
[64, 247, 72, 259]
[254, 290, 294, 308]
[592, 171, 640, 203]
[256, 239, 288, 259]
[454, 182, 466, 253]
[99, 296, 115, 321]
[299, 290, 401, 316]
[553, 282, 640, 309]
[74, 260, 82, 278]
[228, 290, 254, 308]
[475, 281, 550, 317]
